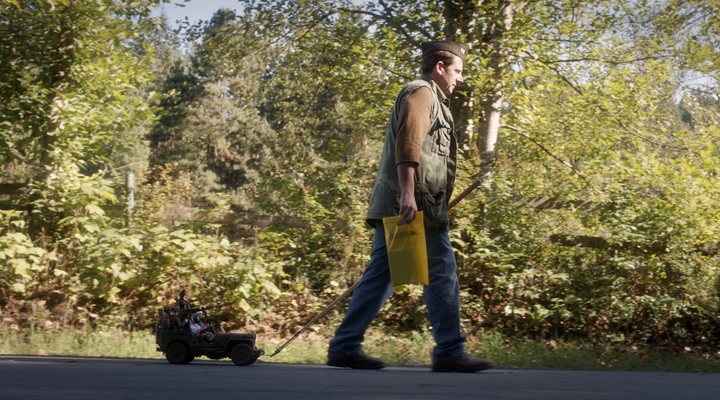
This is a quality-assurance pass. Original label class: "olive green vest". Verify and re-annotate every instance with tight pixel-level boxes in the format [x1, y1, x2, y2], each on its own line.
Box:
[366, 76, 457, 229]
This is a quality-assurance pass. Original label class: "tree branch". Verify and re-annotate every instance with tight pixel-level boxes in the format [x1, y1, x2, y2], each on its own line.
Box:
[502, 124, 587, 180]
[337, 2, 432, 45]
[537, 54, 672, 65]
[532, 55, 584, 95]
[292, 12, 334, 43]
[377, 0, 433, 40]
[532, 58, 688, 151]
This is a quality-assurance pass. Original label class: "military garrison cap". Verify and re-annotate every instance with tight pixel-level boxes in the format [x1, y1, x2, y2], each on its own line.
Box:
[421, 40, 468, 61]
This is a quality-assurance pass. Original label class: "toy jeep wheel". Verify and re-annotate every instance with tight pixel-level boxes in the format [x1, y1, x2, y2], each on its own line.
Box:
[166, 342, 191, 364]
[231, 343, 254, 366]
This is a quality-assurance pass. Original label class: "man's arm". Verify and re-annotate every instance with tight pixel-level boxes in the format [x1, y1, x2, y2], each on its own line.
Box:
[397, 163, 417, 223]
[396, 87, 432, 223]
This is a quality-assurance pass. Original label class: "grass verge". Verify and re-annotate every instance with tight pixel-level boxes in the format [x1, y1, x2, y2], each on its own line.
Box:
[1, 327, 718, 372]
[0, 326, 159, 359]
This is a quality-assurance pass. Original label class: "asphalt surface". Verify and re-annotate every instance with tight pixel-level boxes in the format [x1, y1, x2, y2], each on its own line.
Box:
[0, 355, 718, 400]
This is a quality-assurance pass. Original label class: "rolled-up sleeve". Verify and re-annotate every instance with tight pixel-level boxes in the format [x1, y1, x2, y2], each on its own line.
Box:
[396, 87, 432, 166]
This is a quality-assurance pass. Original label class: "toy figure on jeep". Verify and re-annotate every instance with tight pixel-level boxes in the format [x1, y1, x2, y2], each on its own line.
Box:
[156, 290, 263, 365]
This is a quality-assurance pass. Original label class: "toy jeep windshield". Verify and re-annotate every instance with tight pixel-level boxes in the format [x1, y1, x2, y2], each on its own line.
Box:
[156, 291, 263, 365]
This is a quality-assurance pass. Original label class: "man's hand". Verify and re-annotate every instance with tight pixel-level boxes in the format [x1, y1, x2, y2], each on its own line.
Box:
[397, 162, 417, 224]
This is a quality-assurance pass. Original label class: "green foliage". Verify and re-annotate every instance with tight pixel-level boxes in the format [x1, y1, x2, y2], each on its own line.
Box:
[434, 0, 720, 349]
[0, 211, 46, 295]
[1, 0, 719, 357]
[1, 163, 285, 329]
[0, 2, 285, 332]
[0, 0, 157, 175]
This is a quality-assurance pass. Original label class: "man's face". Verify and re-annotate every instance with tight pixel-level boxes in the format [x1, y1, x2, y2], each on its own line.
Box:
[435, 56, 464, 96]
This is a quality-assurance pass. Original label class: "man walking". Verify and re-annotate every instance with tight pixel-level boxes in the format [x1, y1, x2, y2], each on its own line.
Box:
[327, 40, 492, 373]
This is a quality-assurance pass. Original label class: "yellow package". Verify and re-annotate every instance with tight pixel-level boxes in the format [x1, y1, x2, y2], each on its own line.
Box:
[383, 211, 429, 286]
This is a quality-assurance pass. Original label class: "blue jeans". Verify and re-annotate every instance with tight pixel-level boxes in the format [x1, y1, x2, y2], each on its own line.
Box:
[328, 225, 466, 358]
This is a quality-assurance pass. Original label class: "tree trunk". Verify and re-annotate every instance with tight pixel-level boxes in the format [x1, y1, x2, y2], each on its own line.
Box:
[476, 0, 525, 185]
[444, 0, 478, 152]
[443, 0, 525, 184]
[29, 8, 76, 239]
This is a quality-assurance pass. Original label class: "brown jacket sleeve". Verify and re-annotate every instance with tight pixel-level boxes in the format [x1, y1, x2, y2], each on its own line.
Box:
[396, 87, 432, 166]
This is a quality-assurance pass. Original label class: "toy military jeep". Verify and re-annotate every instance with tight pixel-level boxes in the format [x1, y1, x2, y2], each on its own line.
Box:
[155, 291, 263, 365]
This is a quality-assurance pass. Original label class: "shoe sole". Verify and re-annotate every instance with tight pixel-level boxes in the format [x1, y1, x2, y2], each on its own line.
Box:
[432, 363, 493, 373]
[327, 360, 386, 370]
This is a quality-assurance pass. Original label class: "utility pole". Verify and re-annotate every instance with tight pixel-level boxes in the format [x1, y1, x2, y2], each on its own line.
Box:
[126, 172, 135, 228]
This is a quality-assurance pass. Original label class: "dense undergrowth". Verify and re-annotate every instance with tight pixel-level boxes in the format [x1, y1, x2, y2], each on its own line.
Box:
[2, 0, 719, 362]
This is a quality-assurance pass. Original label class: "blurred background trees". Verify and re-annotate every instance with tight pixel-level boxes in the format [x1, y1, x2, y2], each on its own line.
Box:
[1, 0, 718, 351]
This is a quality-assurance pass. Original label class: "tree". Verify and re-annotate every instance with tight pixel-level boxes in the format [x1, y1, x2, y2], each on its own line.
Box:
[0, 0, 157, 311]
[1, 0, 157, 176]
[234, 0, 720, 345]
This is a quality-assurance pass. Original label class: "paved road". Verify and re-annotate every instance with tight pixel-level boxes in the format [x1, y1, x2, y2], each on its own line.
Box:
[0, 355, 718, 400]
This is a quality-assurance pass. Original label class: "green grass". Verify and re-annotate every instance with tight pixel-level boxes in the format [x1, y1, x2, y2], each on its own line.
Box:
[470, 331, 720, 372]
[261, 328, 436, 365]
[2, 327, 718, 372]
[0, 326, 159, 359]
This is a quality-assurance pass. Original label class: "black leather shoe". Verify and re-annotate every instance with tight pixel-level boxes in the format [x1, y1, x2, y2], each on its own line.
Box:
[327, 352, 386, 370]
[432, 354, 493, 373]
